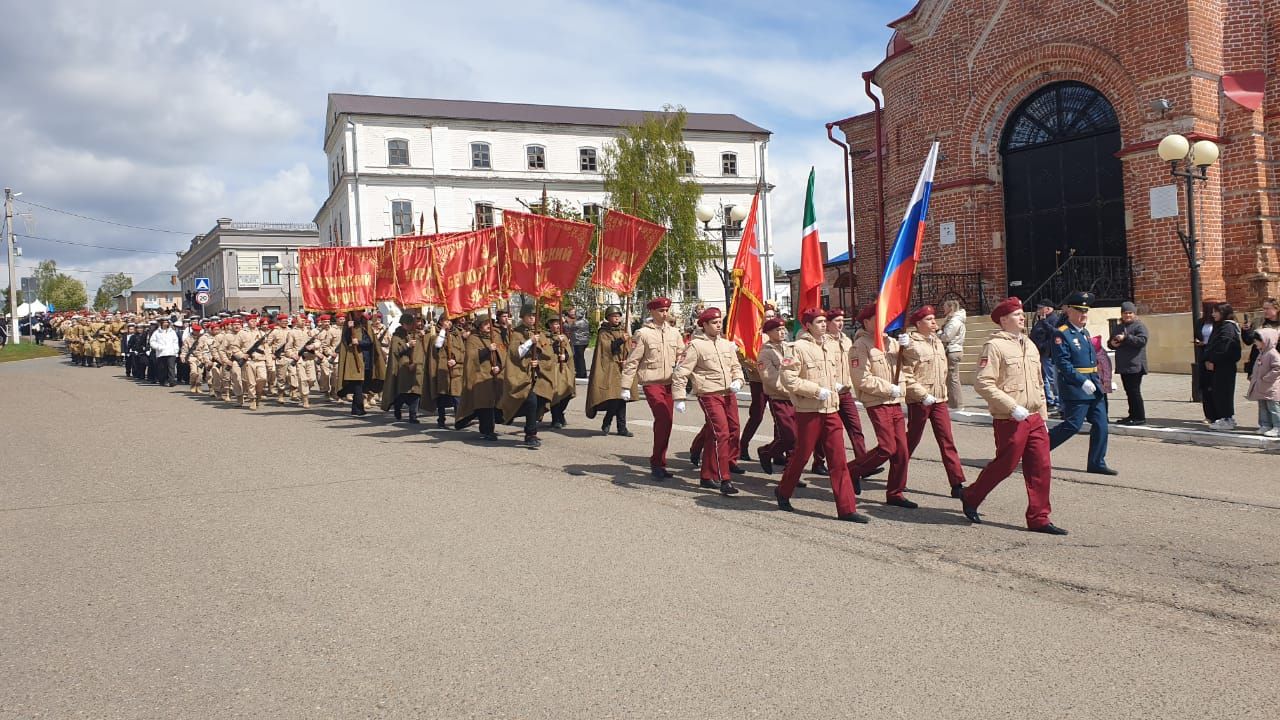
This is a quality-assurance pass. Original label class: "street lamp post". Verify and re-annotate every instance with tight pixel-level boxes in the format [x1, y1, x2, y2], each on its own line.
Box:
[695, 203, 750, 309]
[1157, 133, 1220, 401]
[272, 260, 298, 314]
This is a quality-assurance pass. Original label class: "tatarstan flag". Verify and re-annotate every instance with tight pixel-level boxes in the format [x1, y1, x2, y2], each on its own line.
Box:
[799, 168, 823, 312]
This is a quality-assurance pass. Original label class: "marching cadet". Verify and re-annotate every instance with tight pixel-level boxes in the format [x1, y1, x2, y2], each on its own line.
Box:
[901, 305, 968, 497]
[621, 297, 684, 479]
[499, 305, 554, 447]
[231, 315, 269, 409]
[317, 315, 343, 402]
[824, 308, 871, 467]
[281, 314, 320, 408]
[756, 316, 797, 476]
[545, 316, 576, 429]
[585, 306, 637, 437]
[672, 307, 744, 495]
[737, 341, 767, 462]
[429, 315, 464, 428]
[456, 314, 503, 440]
[775, 309, 866, 522]
[105, 314, 124, 366]
[846, 302, 918, 508]
[86, 315, 106, 368]
[264, 316, 292, 403]
[962, 297, 1067, 535]
[1047, 291, 1117, 475]
[336, 311, 385, 416]
[212, 320, 237, 401]
[381, 315, 426, 422]
[179, 323, 203, 393]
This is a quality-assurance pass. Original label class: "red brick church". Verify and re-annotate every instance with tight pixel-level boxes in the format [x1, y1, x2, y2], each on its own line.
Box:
[831, 0, 1278, 315]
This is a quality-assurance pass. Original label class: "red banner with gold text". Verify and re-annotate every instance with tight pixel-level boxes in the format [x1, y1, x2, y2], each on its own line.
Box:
[501, 210, 595, 300]
[431, 227, 505, 315]
[393, 233, 460, 307]
[374, 240, 399, 302]
[298, 247, 379, 312]
[592, 210, 667, 295]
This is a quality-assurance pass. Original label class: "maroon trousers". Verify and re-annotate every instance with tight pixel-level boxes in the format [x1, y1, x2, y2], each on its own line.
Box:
[760, 397, 797, 463]
[643, 383, 674, 468]
[837, 390, 869, 462]
[738, 381, 766, 456]
[696, 393, 740, 482]
[907, 402, 967, 488]
[847, 403, 910, 500]
[779, 412, 858, 516]
[964, 414, 1053, 529]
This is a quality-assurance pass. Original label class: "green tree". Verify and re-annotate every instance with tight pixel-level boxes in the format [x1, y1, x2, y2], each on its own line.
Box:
[601, 105, 710, 298]
[94, 272, 133, 310]
[32, 259, 59, 301]
[46, 274, 88, 311]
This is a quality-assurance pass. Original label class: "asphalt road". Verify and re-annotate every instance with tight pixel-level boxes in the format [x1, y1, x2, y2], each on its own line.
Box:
[2, 356, 1277, 718]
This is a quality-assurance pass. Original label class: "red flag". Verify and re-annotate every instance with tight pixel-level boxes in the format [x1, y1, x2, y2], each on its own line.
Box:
[592, 210, 667, 295]
[431, 227, 505, 316]
[725, 193, 764, 360]
[501, 210, 595, 299]
[799, 168, 823, 311]
[298, 247, 379, 312]
[393, 234, 459, 307]
[374, 239, 399, 302]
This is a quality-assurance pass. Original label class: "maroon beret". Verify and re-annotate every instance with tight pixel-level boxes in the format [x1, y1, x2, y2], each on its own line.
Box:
[697, 307, 722, 325]
[908, 305, 935, 324]
[855, 303, 878, 323]
[990, 297, 1024, 324]
[825, 308, 845, 321]
[646, 297, 672, 311]
[762, 317, 786, 333]
[800, 308, 825, 326]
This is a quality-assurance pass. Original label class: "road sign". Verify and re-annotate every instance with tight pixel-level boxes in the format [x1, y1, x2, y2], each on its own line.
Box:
[195, 291, 210, 305]
[194, 277, 211, 292]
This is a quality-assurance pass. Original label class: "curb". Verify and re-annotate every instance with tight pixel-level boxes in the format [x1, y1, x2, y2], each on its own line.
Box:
[947, 409, 1280, 450]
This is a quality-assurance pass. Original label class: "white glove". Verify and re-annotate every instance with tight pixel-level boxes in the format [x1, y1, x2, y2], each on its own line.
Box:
[1111, 380, 1118, 392]
[729, 380, 742, 392]
[434, 333, 446, 348]
[1082, 379, 1097, 395]
[834, 383, 845, 393]
[621, 389, 631, 402]
[518, 338, 534, 357]
[898, 334, 912, 348]
[1011, 405, 1030, 422]
[889, 385, 903, 399]
[674, 400, 686, 413]
[817, 388, 832, 402]
[923, 394, 937, 406]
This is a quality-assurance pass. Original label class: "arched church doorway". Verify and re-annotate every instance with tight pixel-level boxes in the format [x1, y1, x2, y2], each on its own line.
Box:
[1001, 81, 1128, 306]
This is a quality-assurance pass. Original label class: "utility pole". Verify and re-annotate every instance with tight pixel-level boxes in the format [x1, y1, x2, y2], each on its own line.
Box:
[5, 188, 19, 345]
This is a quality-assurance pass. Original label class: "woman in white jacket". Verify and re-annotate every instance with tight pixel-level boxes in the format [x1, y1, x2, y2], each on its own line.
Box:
[149, 317, 180, 387]
[939, 300, 967, 409]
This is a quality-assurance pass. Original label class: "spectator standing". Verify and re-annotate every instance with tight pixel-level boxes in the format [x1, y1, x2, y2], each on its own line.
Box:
[938, 299, 967, 409]
[149, 316, 180, 387]
[1246, 327, 1280, 437]
[1108, 301, 1149, 425]
[571, 308, 590, 379]
[1202, 302, 1242, 430]
[1028, 299, 1060, 411]
[1241, 298, 1279, 379]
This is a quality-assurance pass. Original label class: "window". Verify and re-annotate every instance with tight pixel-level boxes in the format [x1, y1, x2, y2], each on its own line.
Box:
[471, 142, 491, 169]
[527, 145, 546, 170]
[261, 255, 281, 285]
[723, 207, 743, 239]
[388, 139, 409, 166]
[680, 272, 699, 303]
[680, 150, 695, 175]
[474, 202, 495, 229]
[392, 200, 414, 236]
[721, 152, 738, 176]
[579, 148, 598, 172]
[582, 203, 603, 227]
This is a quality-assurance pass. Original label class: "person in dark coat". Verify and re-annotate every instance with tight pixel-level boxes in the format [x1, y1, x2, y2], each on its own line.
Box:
[1028, 299, 1061, 410]
[1202, 302, 1243, 430]
[1242, 297, 1279, 378]
[1108, 301, 1149, 425]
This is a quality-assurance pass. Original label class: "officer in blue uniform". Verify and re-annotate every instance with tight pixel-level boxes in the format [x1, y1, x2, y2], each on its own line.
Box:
[1047, 291, 1117, 475]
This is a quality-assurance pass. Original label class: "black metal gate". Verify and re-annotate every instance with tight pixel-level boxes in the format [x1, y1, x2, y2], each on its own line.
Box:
[1002, 82, 1128, 306]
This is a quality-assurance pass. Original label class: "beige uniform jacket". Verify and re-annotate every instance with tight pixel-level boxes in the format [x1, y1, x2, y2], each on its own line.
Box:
[779, 334, 841, 413]
[672, 335, 744, 400]
[283, 328, 317, 359]
[213, 332, 235, 365]
[825, 332, 854, 391]
[194, 333, 215, 361]
[902, 330, 950, 404]
[974, 330, 1048, 420]
[757, 340, 794, 400]
[621, 320, 685, 387]
[850, 329, 910, 408]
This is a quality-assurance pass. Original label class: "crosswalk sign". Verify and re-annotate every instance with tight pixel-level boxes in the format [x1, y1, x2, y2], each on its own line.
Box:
[194, 277, 211, 292]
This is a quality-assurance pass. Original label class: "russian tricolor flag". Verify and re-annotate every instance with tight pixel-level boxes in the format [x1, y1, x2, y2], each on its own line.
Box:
[875, 142, 940, 350]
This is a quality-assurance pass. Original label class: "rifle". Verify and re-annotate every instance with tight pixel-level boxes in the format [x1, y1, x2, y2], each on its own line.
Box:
[238, 331, 269, 366]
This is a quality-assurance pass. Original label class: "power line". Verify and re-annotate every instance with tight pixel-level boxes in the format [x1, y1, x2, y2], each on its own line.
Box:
[14, 262, 134, 276]
[15, 232, 179, 255]
[13, 198, 198, 235]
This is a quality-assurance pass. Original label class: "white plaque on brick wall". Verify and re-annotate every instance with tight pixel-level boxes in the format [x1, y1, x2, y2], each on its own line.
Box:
[939, 221, 956, 246]
[1150, 185, 1179, 219]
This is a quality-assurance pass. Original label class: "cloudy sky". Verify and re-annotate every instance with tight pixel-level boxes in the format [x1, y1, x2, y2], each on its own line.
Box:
[0, 0, 905, 297]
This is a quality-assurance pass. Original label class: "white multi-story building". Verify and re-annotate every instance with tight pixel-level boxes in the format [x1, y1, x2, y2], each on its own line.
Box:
[313, 94, 775, 308]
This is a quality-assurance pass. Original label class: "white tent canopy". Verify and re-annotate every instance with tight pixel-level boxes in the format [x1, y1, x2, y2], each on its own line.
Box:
[16, 301, 48, 318]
